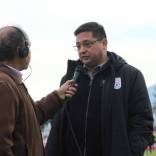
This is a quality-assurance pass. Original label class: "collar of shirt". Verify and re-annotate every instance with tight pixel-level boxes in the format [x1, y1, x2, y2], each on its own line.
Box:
[6, 65, 23, 82]
[83, 59, 109, 78]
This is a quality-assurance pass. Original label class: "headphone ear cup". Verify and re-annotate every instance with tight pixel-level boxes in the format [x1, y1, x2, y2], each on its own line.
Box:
[18, 46, 29, 58]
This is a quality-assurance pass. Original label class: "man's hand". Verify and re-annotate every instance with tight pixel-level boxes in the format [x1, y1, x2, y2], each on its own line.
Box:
[56, 80, 77, 100]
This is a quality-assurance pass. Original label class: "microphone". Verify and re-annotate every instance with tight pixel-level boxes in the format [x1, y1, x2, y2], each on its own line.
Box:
[64, 65, 82, 102]
[72, 65, 82, 83]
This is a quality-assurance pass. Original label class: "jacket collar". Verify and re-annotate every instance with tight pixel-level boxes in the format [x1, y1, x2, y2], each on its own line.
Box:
[0, 64, 23, 84]
[66, 51, 127, 74]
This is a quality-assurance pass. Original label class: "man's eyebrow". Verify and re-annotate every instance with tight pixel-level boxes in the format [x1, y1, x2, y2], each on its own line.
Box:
[76, 40, 91, 44]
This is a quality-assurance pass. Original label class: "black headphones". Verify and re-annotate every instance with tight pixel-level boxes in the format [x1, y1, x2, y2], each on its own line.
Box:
[0, 26, 30, 60]
[12, 26, 30, 58]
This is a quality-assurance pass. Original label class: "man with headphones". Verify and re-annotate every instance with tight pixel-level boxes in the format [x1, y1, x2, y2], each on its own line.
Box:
[0, 26, 77, 156]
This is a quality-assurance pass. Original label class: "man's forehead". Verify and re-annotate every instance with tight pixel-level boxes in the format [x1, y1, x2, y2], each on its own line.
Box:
[76, 32, 95, 42]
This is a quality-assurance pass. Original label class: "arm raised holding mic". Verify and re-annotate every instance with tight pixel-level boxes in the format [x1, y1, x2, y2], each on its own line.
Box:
[34, 79, 77, 124]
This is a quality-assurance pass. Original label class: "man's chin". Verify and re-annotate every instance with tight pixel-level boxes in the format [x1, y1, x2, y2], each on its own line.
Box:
[20, 64, 29, 71]
[82, 59, 90, 65]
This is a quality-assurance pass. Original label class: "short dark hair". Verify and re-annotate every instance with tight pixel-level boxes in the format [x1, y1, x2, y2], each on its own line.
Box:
[0, 26, 29, 61]
[74, 22, 107, 40]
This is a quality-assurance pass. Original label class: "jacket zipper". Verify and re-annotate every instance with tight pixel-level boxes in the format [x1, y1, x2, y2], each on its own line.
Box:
[83, 77, 93, 156]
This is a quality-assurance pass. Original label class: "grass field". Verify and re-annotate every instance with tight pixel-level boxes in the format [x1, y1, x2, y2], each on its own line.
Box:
[144, 150, 156, 156]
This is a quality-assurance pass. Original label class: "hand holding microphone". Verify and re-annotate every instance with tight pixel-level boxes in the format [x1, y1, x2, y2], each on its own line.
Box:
[57, 65, 82, 101]
[57, 80, 77, 100]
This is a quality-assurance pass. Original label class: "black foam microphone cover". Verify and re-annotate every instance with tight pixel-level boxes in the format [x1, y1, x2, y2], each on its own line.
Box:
[64, 65, 82, 102]
[72, 65, 82, 83]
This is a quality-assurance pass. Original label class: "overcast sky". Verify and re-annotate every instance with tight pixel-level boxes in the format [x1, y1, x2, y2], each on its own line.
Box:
[0, 0, 156, 100]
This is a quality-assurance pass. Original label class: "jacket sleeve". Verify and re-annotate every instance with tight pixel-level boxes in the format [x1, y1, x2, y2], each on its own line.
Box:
[0, 82, 18, 156]
[128, 69, 154, 156]
[34, 91, 63, 125]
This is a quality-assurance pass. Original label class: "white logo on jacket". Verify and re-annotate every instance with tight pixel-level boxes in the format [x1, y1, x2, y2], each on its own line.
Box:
[114, 77, 121, 89]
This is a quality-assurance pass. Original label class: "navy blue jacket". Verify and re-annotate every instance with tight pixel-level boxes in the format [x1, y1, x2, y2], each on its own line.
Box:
[45, 52, 154, 156]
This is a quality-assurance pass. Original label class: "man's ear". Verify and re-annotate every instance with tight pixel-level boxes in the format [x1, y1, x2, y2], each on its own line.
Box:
[15, 46, 21, 57]
[101, 38, 107, 51]
[102, 38, 107, 46]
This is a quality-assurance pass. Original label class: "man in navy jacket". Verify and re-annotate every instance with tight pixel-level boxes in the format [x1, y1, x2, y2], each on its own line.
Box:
[45, 22, 154, 156]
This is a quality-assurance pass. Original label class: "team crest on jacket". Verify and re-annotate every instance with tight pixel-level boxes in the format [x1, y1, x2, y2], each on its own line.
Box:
[114, 77, 121, 89]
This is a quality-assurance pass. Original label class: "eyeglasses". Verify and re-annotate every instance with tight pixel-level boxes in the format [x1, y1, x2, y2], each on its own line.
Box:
[73, 39, 100, 50]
